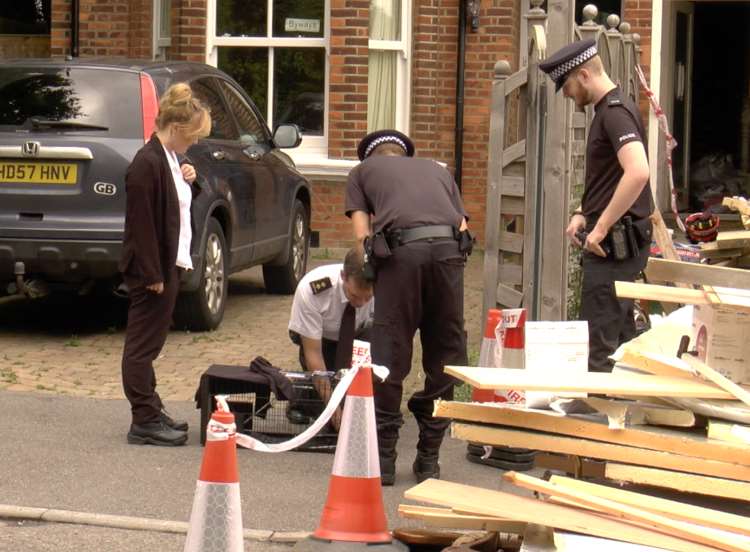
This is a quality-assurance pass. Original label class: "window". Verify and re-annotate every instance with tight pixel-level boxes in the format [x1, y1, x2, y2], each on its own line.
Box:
[217, 79, 268, 146]
[368, 0, 410, 133]
[0, 1, 52, 35]
[190, 78, 238, 141]
[153, 0, 172, 59]
[207, 0, 327, 151]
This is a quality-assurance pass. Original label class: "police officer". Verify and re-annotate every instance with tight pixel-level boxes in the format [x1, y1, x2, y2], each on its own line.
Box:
[345, 129, 472, 485]
[288, 247, 374, 373]
[540, 39, 653, 372]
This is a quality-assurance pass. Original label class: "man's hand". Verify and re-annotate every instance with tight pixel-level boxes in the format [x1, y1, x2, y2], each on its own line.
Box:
[566, 213, 586, 247]
[180, 163, 197, 184]
[146, 282, 164, 294]
[585, 225, 608, 257]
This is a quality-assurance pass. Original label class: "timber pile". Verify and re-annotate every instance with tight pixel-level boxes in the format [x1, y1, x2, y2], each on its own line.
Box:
[697, 198, 750, 267]
[398, 258, 750, 551]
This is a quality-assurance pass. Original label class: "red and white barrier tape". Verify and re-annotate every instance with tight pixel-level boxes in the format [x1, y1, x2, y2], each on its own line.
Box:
[634, 64, 686, 232]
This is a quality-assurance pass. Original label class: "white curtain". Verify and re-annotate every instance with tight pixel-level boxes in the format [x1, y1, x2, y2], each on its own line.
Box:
[368, 0, 400, 131]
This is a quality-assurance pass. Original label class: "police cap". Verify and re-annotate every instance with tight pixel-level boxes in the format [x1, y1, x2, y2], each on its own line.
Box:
[357, 129, 415, 161]
[539, 38, 598, 92]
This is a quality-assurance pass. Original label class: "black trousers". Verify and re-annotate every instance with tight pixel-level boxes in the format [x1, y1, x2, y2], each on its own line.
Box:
[580, 243, 649, 372]
[371, 239, 467, 447]
[121, 268, 180, 424]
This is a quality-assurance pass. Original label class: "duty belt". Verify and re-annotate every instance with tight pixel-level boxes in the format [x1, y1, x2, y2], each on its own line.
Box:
[386, 225, 455, 248]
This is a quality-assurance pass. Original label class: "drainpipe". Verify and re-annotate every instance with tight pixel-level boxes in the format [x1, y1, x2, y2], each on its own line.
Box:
[71, 0, 80, 57]
[454, 1, 467, 192]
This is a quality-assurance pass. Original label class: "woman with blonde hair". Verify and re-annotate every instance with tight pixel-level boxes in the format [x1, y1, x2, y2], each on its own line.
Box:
[119, 82, 210, 446]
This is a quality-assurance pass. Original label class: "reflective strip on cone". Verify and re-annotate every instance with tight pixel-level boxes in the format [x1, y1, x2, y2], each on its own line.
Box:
[184, 481, 243, 552]
[332, 396, 380, 478]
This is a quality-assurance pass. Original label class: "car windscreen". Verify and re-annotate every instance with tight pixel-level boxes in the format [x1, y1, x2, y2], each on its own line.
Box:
[0, 66, 142, 139]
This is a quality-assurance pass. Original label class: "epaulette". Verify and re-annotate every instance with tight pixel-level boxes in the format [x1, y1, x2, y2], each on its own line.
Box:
[309, 277, 333, 295]
[607, 96, 623, 107]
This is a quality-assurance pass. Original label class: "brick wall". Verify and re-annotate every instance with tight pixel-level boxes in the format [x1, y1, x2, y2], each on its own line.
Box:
[310, 178, 353, 247]
[170, 0, 207, 62]
[622, 0, 652, 119]
[328, 1, 370, 160]
[0, 36, 50, 58]
[410, 0, 520, 245]
[50, 0, 72, 57]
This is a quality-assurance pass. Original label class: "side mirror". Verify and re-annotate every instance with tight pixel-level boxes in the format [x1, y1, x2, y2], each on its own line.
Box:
[273, 124, 302, 149]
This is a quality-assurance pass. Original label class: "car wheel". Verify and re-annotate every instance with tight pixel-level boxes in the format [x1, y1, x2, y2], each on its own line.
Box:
[263, 199, 309, 294]
[173, 218, 228, 331]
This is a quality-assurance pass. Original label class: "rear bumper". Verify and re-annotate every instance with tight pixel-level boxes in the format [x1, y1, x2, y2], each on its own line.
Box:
[0, 237, 122, 284]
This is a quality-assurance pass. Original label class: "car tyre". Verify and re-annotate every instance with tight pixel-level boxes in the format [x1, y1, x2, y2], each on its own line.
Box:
[263, 199, 309, 294]
[173, 218, 228, 331]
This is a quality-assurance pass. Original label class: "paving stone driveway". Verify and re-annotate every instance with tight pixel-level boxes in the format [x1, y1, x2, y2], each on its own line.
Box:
[0, 250, 484, 402]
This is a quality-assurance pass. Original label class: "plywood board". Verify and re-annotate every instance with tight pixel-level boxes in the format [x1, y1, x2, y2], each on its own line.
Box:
[404, 479, 717, 552]
[708, 420, 750, 446]
[582, 397, 695, 427]
[506, 472, 750, 551]
[397, 504, 526, 533]
[717, 230, 750, 250]
[549, 475, 750, 537]
[444, 366, 733, 399]
[605, 463, 750, 503]
[435, 401, 744, 464]
[451, 422, 750, 482]
[645, 258, 750, 289]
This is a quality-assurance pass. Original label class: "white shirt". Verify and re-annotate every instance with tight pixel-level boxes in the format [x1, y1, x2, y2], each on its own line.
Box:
[162, 145, 193, 270]
[288, 264, 374, 342]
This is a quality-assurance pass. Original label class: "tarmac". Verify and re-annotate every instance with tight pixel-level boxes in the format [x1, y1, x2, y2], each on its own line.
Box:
[0, 251, 514, 551]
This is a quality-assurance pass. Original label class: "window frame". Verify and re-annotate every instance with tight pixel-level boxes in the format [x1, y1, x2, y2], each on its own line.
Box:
[153, 0, 172, 60]
[368, 0, 412, 134]
[206, 0, 330, 154]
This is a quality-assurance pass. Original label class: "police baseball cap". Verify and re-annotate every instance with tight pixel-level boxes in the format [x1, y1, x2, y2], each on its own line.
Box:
[357, 129, 415, 161]
[539, 38, 598, 92]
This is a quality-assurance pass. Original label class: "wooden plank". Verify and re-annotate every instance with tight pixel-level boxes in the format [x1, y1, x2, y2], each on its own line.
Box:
[502, 140, 526, 168]
[498, 262, 523, 286]
[443, 366, 733, 399]
[708, 420, 750, 446]
[615, 281, 710, 305]
[501, 176, 525, 197]
[582, 397, 695, 428]
[645, 258, 750, 289]
[451, 422, 750, 481]
[404, 479, 718, 552]
[505, 472, 750, 551]
[681, 354, 750, 409]
[499, 230, 524, 253]
[552, 531, 668, 552]
[397, 504, 526, 533]
[668, 396, 750, 425]
[548, 475, 750, 537]
[717, 230, 750, 250]
[496, 282, 524, 308]
[619, 349, 694, 379]
[605, 463, 750, 503]
[502, 196, 526, 215]
[700, 241, 745, 260]
[435, 401, 749, 465]
[504, 67, 528, 95]
[724, 197, 750, 217]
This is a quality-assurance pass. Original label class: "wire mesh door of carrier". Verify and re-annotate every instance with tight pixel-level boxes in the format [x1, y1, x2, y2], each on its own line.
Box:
[228, 371, 340, 453]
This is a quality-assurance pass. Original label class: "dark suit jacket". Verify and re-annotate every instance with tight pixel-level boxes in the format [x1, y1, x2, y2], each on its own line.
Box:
[119, 135, 182, 288]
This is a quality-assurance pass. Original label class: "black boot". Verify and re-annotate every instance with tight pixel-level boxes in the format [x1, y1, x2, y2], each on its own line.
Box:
[413, 436, 442, 483]
[378, 435, 399, 486]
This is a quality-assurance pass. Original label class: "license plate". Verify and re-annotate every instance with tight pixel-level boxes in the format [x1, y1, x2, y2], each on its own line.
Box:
[0, 162, 78, 185]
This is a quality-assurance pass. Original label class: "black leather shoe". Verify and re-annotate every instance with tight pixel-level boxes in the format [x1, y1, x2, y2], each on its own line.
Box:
[128, 421, 188, 446]
[160, 410, 188, 432]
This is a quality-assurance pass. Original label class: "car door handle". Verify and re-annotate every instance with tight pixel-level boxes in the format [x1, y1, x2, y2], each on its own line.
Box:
[211, 150, 226, 161]
[244, 150, 261, 161]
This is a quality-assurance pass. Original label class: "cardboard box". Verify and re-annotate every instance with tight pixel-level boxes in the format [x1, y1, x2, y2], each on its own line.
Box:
[524, 321, 589, 408]
[692, 304, 750, 384]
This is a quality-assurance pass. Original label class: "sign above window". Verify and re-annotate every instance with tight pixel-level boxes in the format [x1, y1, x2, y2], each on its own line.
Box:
[284, 18, 321, 34]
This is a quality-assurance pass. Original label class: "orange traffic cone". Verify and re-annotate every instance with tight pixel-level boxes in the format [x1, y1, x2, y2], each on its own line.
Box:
[472, 308, 502, 402]
[295, 365, 407, 551]
[184, 404, 243, 552]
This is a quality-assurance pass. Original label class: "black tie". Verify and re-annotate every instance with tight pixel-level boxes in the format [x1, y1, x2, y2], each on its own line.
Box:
[335, 303, 356, 371]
